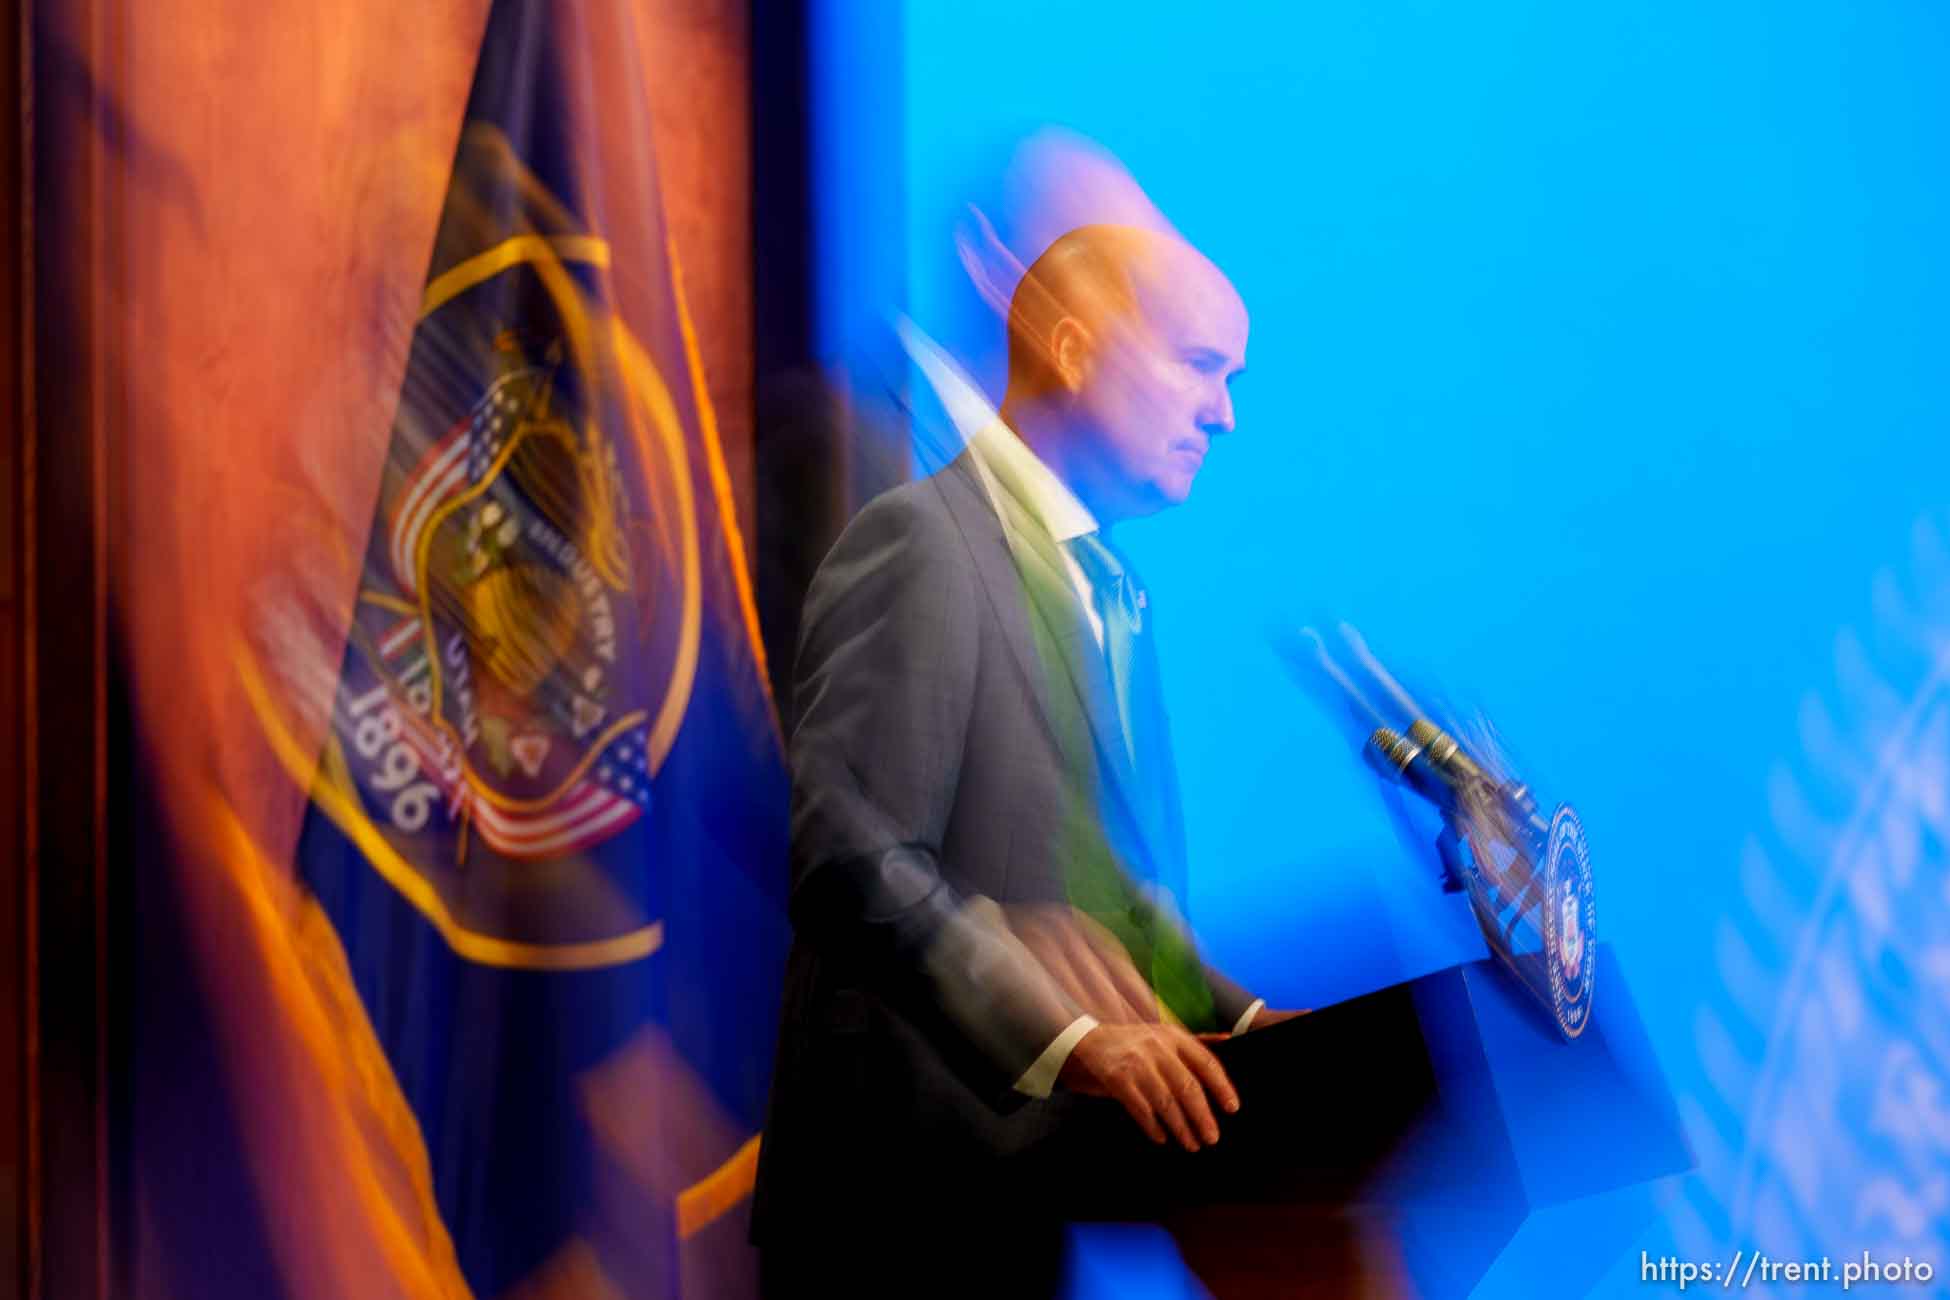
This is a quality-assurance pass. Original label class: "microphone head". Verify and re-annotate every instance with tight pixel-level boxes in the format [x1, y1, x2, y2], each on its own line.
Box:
[1408, 718, 1487, 785]
[1364, 727, 1420, 782]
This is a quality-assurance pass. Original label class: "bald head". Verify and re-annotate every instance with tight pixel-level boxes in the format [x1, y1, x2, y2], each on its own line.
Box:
[1004, 225, 1240, 395]
[999, 225, 1249, 520]
[1006, 225, 1138, 397]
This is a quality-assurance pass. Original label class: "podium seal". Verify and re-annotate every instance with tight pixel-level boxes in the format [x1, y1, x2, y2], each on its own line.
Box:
[1542, 803, 1596, 1037]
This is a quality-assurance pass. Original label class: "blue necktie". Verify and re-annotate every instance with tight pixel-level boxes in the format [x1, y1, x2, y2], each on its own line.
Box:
[1066, 530, 1144, 773]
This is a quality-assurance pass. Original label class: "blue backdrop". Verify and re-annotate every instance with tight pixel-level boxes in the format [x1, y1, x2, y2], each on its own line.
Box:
[807, 2, 1950, 1293]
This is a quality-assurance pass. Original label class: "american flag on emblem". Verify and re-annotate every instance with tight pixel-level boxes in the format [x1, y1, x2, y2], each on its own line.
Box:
[387, 370, 530, 600]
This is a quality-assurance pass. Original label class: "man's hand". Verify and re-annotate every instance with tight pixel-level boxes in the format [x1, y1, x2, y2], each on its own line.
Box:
[1056, 1022, 1239, 1152]
[1004, 903, 1160, 1025]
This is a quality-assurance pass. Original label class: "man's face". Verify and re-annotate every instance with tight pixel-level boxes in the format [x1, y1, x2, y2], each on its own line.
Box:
[1067, 255, 1249, 520]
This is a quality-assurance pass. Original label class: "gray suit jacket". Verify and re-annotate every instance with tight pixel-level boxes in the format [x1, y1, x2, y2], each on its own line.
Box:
[751, 447, 1255, 1240]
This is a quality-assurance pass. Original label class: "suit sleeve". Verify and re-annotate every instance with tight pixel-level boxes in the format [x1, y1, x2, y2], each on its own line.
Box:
[787, 489, 1085, 1104]
[1202, 961, 1260, 1030]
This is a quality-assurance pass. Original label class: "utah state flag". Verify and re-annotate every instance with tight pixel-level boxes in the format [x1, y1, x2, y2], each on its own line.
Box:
[290, 0, 788, 1292]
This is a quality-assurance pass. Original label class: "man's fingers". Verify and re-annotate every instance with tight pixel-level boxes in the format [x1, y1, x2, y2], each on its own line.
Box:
[1095, 941, 1162, 1023]
[1016, 915, 1130, 1020]
[1076, 916, 1162, 1029]
[1138, 1063, 1200, 1152]
[1067, 935, 1150, 1023]
[1031, 938, 1091, 1010]
[1065, 913, 1159, 1023]
[1070, 1024, 1234, 1151]
[1111, 1076, 1167, 1145]
[1023, 910, 1154, 1023]
[1174, 1031, 1241, 1115]
[1167, 1059, 1222, 1145]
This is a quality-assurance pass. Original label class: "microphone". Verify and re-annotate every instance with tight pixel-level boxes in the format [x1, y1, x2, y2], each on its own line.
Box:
[1378, 720, 1551, 847]
[1364, 719, 1507, 816]
[1405, 717, 1487, 785]
[1364, 725, 1467, 812]
[1367, 720, 1547, 914]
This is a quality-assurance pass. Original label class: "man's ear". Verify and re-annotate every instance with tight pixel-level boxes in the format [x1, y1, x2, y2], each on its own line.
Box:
[1050, 316, 1094, 393]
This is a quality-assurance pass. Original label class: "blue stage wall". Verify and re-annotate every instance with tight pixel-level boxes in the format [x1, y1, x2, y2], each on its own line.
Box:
[807, 3, 1950, 1293]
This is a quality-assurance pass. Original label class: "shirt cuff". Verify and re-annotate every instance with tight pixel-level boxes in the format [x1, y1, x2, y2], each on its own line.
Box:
[1231, 998, 1266, 1038]
[1012, 1014, 1099, 1098]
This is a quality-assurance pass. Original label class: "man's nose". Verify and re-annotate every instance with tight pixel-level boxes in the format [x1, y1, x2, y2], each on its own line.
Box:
[1199, 384, 1235, 436]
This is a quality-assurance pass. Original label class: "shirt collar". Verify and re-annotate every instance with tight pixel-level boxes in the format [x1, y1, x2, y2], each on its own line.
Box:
[892, 315, 1101, 544]
[970, 419, 1099, 544]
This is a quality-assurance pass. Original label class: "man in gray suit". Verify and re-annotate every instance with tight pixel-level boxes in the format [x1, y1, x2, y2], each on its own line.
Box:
[753, 224, 1293, 1294]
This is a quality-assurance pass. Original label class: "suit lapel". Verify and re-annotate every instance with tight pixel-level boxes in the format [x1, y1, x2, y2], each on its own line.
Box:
[934, 454, 1165, 876]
